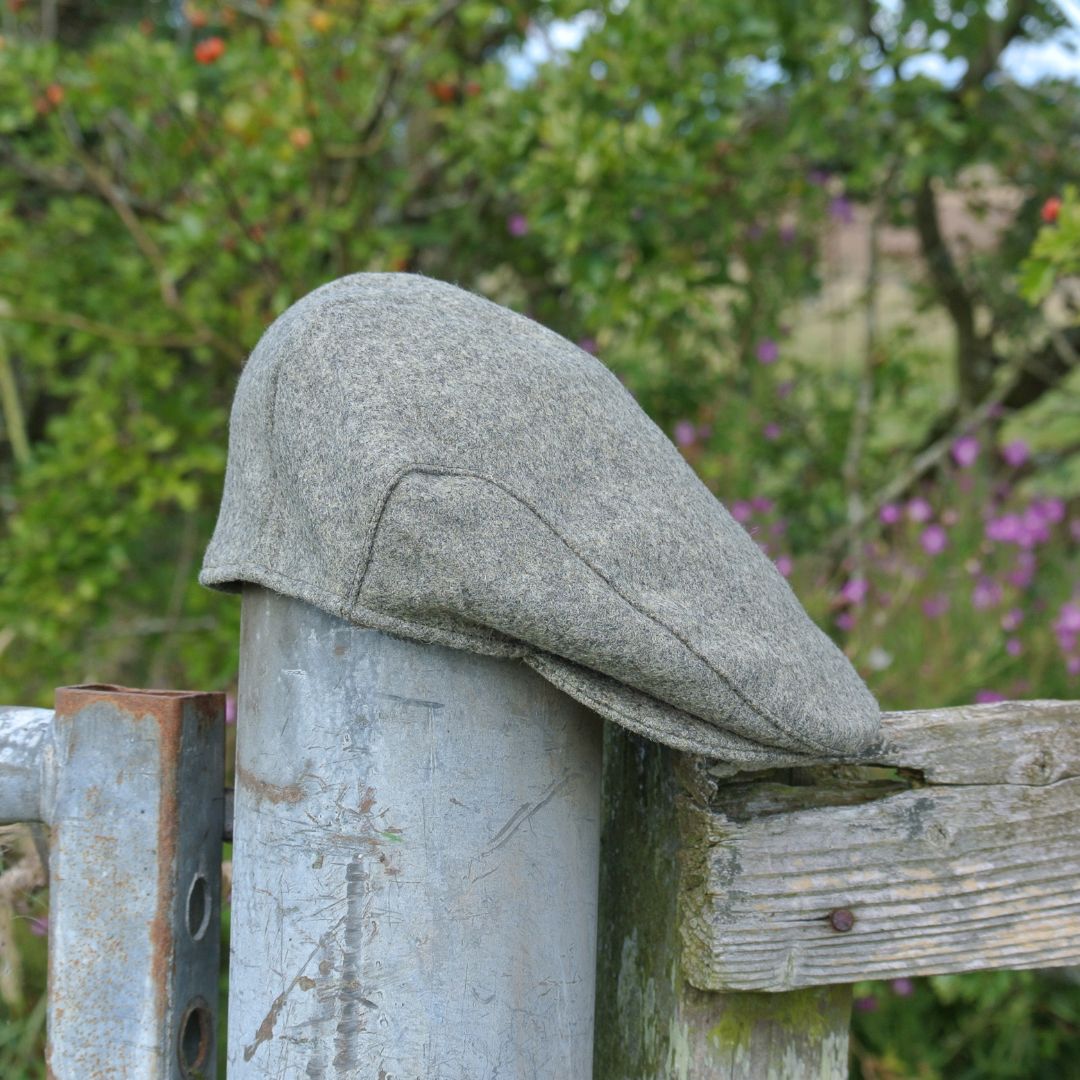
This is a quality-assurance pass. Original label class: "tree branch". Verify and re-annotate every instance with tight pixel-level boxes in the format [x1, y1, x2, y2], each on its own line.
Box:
[957, 0, 1032, 97]
[913, 176, 992, 407]
[63, 128, 245, 362]
[0, 333, 30, 466]
[827, 324, 1080, 558]
[0, 306, 212, 350]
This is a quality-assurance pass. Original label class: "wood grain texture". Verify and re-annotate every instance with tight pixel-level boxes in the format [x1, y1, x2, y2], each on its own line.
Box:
[595, 728, 850, 1079]
[682, 701, 1080, 992]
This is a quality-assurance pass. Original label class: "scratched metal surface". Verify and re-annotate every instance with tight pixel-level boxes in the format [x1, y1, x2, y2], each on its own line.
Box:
[229, 586, 604, 1079]
[46, 686, 225, 1079]
[0, 705, 52, 823]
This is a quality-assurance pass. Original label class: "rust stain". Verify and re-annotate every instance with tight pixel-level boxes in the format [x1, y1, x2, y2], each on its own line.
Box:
[54, 683, 224, 726]
[299, 976, 317, 991]
[359, 787, 376, 814]
[235, 763, 304, 804]
[246, 988, 289, 1062]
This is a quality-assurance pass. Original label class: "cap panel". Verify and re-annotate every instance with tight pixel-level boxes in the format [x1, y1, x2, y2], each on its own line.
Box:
[360, 469, 871, 756]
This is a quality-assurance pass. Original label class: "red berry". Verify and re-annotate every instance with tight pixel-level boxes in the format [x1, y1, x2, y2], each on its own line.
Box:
[427, 80, 457, 104]
[1041, 196, 1062, 224]
[44, 83, 64, 106]
[193, 36, 225, 65]
[288, 127, 313, 150]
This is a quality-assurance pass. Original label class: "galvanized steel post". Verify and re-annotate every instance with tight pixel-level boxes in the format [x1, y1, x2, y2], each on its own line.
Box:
[0, 687, 226, 1080]
[0, 706, 52, 823]
[228, 585, 604, 1078]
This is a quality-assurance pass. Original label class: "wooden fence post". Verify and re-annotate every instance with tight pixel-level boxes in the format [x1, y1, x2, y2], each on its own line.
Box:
[594, 728, 851, 1079]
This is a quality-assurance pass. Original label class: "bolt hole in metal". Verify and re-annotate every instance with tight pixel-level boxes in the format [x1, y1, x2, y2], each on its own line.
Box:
[178, 998, 212, 1076]
[186, 873, 211, 941]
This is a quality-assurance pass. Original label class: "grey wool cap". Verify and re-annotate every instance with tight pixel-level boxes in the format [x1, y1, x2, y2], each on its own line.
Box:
[200, 272, 880, 765]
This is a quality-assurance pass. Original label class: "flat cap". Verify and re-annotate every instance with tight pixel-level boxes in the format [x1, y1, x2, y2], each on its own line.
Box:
[201, 273, 879, 765]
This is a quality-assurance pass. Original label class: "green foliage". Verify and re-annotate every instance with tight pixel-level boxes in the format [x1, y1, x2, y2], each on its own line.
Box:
[852, 971, 1080, 1079]
[1021, 185, 1080, 305]
[1, 1, 1079, 1076]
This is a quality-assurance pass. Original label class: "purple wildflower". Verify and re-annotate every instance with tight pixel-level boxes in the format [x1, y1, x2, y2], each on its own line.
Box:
[987, 514, 1022, 544]
[1001, 440, 1030, 468]
[28, 915, 48, 937]
[1054, 603, 1080, 653]
[1001, 608, 1024, 632]
[1068, 656, 1080, 677]
[674, 420, 697, 448]
[1005, 638, 1023, 657]
[763, 422, 782, 441]
[891, 978, 915, 997]
[506, 213, 529, 237]
[1019, 507, 1051, 548]
[776, 379, 795, 399]
[577, 336, 598, 355]
[828, 195, 854, 223]
[973, 577, 1003, 610]
[835, 611, 856, 632]
[920, 524, 948, 556]
[951, 435, 980, 469]
[730, 500, 753, 523]
[755, 338, 779, 365]
[839, 577, 869, 606]
[853, 995, 879, 1013]
[751, 496, 774, 513]
[225, 694, 236, 726]
[697, 424, 713, 441]
[879, 503, 902, 525]
[907, 497, 933, 523]
[922, 594, 950, 619]
[1007, 551, 1037, 588]
[974, 690, 1007, 704]
[1032, 497, 1065, 525]
[775, 554, 793, 577]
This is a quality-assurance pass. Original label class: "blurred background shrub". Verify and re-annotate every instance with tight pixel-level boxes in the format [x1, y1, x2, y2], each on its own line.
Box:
[1, 1, 1079, 1076]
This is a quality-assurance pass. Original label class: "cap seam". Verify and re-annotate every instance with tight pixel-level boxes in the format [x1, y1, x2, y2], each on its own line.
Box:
[351, 462, 838, 756]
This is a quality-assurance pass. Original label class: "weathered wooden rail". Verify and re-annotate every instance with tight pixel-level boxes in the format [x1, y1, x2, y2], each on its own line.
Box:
[596, 699, 1080, 1078]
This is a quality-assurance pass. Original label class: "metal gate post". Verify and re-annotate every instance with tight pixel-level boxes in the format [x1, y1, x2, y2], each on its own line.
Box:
[227, 585, 604, 1078]
[0, 687, 226, 1079]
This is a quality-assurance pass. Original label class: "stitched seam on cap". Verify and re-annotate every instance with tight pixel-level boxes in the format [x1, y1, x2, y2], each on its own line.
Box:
[353, 463, 835, 755]
[523, 653, 828, 762]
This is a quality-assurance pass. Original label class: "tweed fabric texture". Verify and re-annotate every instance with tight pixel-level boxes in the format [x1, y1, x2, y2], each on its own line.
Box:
[200, 273, 880, 764]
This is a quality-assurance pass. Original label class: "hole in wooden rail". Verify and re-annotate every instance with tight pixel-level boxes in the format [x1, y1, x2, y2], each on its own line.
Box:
[186, 873, 211, 942]
[709, 765, 927, 822]
[178, 998, 212, 1075]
